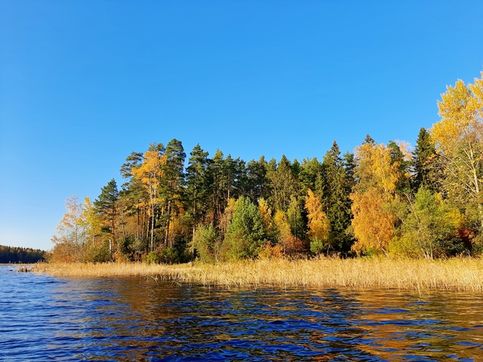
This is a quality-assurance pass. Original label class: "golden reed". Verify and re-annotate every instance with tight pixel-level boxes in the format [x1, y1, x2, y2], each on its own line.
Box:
[34, 257, 482, 292]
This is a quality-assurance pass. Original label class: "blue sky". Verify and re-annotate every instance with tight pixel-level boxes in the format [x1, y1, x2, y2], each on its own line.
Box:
[1, 1, 482, 250]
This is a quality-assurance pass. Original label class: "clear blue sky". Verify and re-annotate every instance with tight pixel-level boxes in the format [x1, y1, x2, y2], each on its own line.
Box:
[1, 1, 482, 250]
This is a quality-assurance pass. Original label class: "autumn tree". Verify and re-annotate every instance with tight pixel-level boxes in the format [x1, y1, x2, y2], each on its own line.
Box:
[391, 188, 462, 258]
[219, 197, 236, 236]
[273, 210, 302, 255]
[131, 144, 166, 251]
[82, 197, 110, 262]
[258, 197, 277, 242]
[431, 74, 483, 234]
[351, 138, 400, 254]
[305, 189, 330, 254]
[51, 197, 87, 262]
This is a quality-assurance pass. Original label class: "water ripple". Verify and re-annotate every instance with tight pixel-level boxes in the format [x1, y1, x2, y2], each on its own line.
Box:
[0, 266, 482, 360]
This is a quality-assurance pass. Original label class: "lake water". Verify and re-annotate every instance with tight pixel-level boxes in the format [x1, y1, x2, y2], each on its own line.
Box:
[0, 266, 481, 361]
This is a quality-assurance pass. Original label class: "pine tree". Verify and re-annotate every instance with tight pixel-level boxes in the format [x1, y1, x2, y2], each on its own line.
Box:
[208, 150, 226, 224]
[244, 157, 269, 202]
[186, 144, 210, 230]
[163, 139, 186, 246]
[267, 155, 298, 212]
[94, 179, 119, 256]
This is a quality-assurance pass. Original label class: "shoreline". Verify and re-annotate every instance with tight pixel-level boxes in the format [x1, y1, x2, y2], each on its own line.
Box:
[33, 257, 483, 292]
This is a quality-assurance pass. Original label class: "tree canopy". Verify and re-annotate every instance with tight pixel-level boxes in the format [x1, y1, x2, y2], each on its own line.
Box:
[50, 71, 483, 262]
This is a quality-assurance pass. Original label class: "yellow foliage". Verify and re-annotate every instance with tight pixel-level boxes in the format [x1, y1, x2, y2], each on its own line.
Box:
[431, 73, 482, 228]
[220, 197, 237, 234]
[432, 79, 481, 155]
[167, 212, 189, 243]
[258, 242, 283, 259]
[273, 210, 305, 255]
[304, 189, 330, 242]
[351, 188, 397, 254]
[355, 142, 399, 194]
[257, 198, 274, 231]
[131, 150, 167, 215]
[274, 210, 291, 243]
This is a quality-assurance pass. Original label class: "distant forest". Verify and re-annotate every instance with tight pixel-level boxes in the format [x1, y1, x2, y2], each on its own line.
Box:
[50, 72, 482, 263]
[0, 245, 46, 263]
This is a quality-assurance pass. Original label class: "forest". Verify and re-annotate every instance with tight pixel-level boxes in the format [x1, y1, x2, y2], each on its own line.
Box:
[0, 245, 46, 263]
[50, 73, 482, 264]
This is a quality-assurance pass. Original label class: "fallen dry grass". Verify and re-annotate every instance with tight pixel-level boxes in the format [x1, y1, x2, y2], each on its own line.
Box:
[33, 257, 483, 292]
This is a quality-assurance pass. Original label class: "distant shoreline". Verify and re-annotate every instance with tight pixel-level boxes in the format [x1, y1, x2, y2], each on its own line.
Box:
[34, 257, 483, 292]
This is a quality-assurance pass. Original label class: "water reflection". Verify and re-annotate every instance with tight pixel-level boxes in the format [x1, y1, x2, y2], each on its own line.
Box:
[0, 266, 481, 360]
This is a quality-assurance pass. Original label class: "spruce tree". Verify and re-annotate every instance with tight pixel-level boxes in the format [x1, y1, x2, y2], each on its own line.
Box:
[322, 142, 353, 253]
[388, 141, 411, 194]
[412, 128, 441, 193]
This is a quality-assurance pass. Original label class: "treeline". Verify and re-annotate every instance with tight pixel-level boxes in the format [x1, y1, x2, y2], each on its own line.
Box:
[0, 245, 46, 263]
[51, 73, 482, 263]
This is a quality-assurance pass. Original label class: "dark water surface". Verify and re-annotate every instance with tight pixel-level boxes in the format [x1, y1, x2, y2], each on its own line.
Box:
[0, 266, 482, 361]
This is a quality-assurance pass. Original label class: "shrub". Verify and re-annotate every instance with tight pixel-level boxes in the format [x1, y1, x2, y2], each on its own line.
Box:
[274, 210, 307, 256]
[145, 251, 161, 264]
[258, 242, 283, 259]
[159, 247, 179, 264]
[310, 238, 325, 255]
[192, 224, 218, 262]
[222, 197, 267, 259]
[390, 188, 462, 258]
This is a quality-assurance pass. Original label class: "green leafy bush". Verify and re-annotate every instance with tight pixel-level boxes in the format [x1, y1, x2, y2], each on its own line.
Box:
[390, 188, 462, 258]
[145, 251, 161, 264]
[222, 197, 267, 259]
[192, 224, 218, 262]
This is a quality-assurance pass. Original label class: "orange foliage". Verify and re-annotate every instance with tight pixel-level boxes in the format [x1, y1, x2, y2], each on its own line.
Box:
[351, 188, 396, 254]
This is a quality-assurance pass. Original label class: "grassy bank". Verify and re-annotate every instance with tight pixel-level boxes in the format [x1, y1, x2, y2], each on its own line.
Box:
[33, 257, 483, 292]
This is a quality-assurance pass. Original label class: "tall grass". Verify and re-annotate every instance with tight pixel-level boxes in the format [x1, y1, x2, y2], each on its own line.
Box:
[34, 257, 483, 292]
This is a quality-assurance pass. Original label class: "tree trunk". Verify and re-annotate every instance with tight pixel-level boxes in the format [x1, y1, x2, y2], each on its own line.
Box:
[165, 200, 172, 247]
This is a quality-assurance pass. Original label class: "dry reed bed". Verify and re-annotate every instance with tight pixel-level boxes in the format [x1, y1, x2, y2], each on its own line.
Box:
[33, 257, 483, 292]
